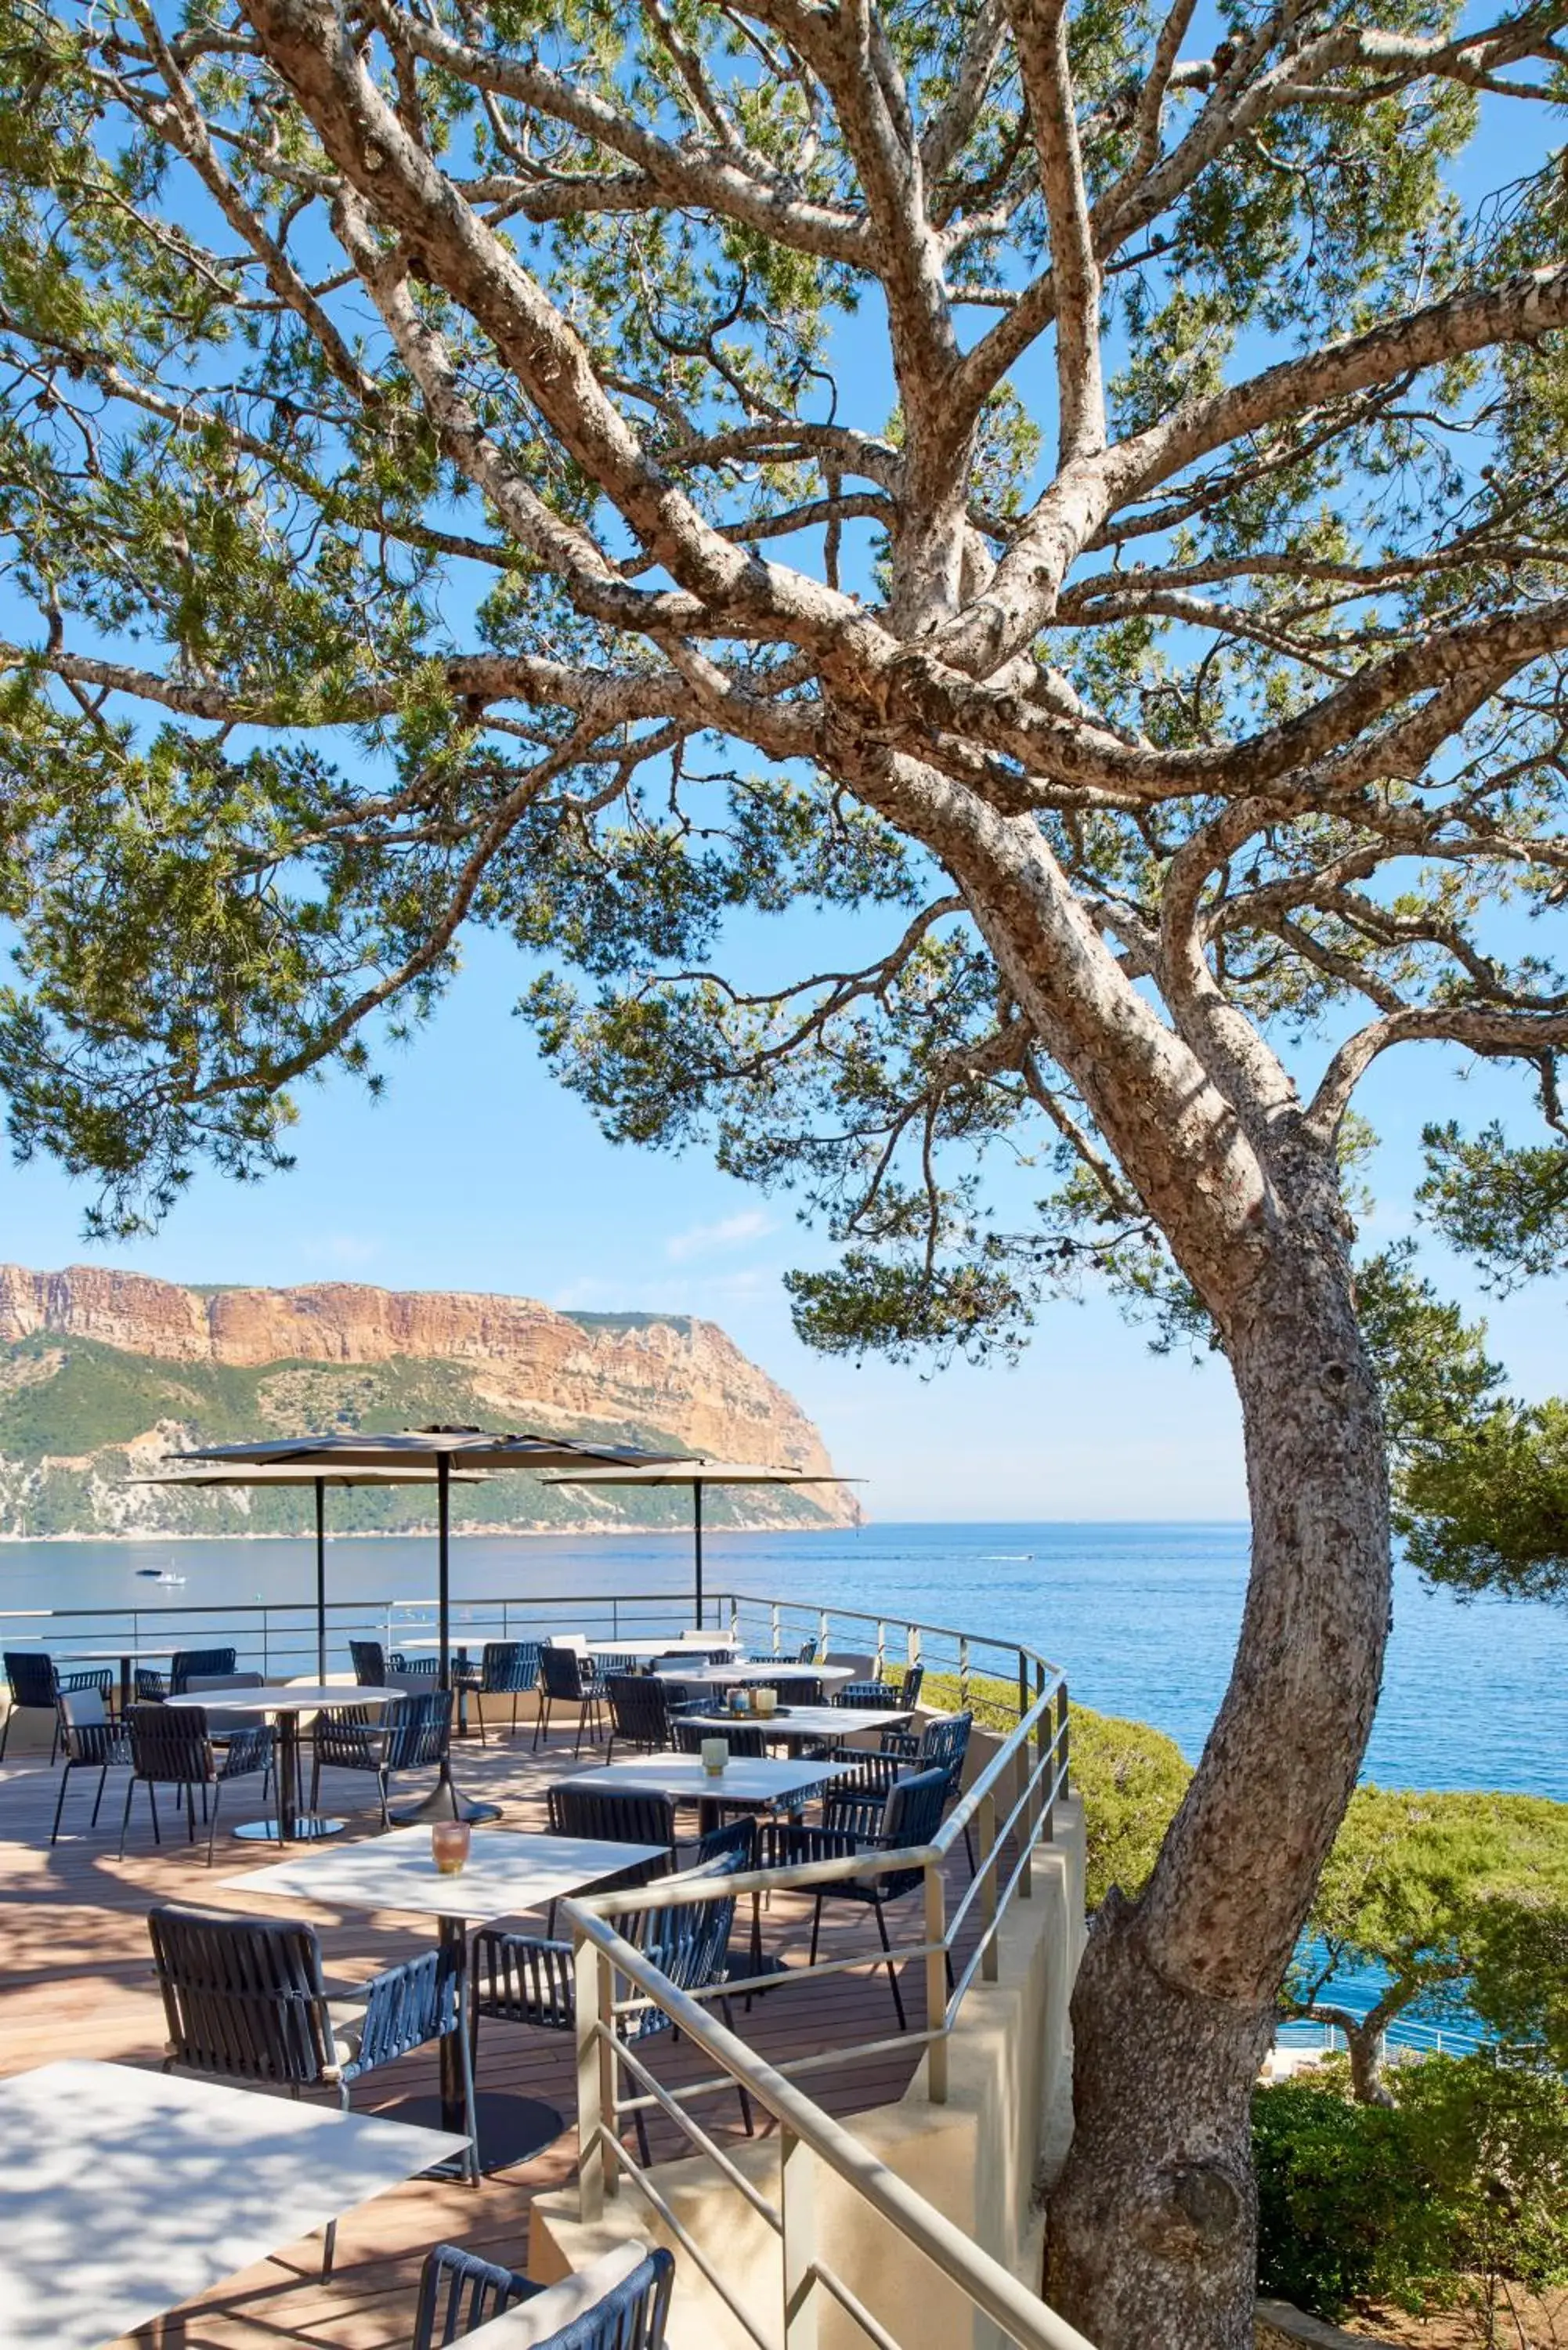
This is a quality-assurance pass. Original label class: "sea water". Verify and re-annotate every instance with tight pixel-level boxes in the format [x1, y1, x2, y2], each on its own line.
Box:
[2, 1519, 1559, 1796]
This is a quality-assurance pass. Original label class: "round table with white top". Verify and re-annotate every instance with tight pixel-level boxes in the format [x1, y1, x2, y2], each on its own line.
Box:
[168, 1684, 404, 1844]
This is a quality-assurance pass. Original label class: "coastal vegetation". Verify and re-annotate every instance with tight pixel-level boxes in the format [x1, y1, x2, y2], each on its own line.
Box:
[1254, 2058, 1568, 2337]
[5, 0, 1568, 2337]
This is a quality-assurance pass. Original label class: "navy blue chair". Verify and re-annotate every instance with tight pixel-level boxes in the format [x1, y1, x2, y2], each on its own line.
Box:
[119, 1703, 273, 1864]
[605, 1673, 682, 1761]
[471, 1640, 541, 1741]
[2, 1651, 113, 1762]
[471, 1843, 754, 2161]
[410, 2242, 674, 2348]
[135, 1666, 168, 1703]
[879, 1711, 976, 1868]
[534, 1643, 606, 1754]
[392, 1650, 440, 1679]
[50, 1687, 131, 1843]
[149, 1903, 475, 2276]
[351, 1637, 388, 1685]
[310, 1688, 453, 1828]
[410, 2243, 541, 2345]
[169, 1647, 236, 1695]
[759, 1766, 950, 2030]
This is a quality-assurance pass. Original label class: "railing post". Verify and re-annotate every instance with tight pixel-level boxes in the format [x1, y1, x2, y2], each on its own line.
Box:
[909, 1621, 920, 1672]
[958, 1634, 970, 1712]
[771, 1600, 781, 1656]
[780, 2126, 820, 2350]
[1057, 1679, 1071, 1799]
[924, 1864, 948, 2102]
[979, 1790, 999, 1981]
[818, 1607, 829, 1661]
[874, 1619, 886, 1678]
[573, 1932, 619, 2218]
[1017, 1719, 1034, 1898]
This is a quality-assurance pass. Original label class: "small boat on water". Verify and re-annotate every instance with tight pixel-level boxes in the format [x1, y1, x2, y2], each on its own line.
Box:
[134, 1567, 187, 1585]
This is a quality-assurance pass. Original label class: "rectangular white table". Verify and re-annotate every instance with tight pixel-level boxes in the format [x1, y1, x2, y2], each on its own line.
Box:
[586, 1636, 739, 1661]
[674, 1704, 912, 1744]
[654, 1660, 856, 1688]
[224, 1825, 667, 2167]
[558, 1749, 850, 1812]
[168, 1683, 403, 1844]
[0, 2058, 465, 2350]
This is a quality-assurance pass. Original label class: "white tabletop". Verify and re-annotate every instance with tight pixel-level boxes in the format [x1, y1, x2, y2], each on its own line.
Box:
[559, 1751, 848, 1804]
[676, 1704, 912, 1741]
[0, 2059, 465, 2350]
[221, 1824, 670, 1924]
[586, 1636, 739, 1660]
[167, 1683, 401, 1714]
[64, 1646, 176, 1662]
[654, 1660, 855, 1687]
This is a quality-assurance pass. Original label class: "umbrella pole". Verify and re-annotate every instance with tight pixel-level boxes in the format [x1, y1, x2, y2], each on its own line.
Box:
[693, 1480, 703, 1631]
[315, 1478, 327, 1683]
[393, 1450, 501, 1827]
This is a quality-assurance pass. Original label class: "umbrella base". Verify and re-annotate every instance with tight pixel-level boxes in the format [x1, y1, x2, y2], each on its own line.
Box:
[233, 1814, 346, 1843]
[389, 1770, 501, 1828]
[376, 2088, 565, 2173]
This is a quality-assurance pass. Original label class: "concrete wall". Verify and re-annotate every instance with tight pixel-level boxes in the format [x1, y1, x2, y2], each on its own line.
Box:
[533, 1791, 1086, 2350]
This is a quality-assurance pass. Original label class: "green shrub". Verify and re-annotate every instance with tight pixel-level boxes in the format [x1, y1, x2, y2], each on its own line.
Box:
[921, 1675, 1190, 1907]
[1253, 2073, 1449, 2319]
[1253, 2057, 1568, 2322]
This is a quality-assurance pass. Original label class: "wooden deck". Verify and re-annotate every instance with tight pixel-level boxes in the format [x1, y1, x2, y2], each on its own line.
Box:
[0, 1720, 976, 2348]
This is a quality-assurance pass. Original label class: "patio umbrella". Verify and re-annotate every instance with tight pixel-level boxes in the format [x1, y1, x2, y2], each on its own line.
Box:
[135, 1462, 490, 1683]
[174, 1428, 680, 1822]
[540, 1460, 862, 1630]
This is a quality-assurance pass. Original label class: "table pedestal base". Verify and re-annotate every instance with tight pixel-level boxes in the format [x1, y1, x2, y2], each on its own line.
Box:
[389, 1765, 500, 1828]
[378, 2088, 565, 2173]
[233, 1814, 346, 1843]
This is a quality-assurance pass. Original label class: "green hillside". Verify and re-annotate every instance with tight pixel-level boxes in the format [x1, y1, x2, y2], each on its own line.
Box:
[0, 1334, 830, 1539]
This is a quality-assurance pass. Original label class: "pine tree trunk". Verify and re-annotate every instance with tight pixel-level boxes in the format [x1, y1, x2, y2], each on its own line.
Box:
[1042, 1237, 1390, 2349]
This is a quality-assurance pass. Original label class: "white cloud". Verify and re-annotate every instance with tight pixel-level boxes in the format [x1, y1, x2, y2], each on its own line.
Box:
[665, 1209, 776, 1263]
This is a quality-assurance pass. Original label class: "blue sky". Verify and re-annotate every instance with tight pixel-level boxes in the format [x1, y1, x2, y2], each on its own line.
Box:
[5, 915, 1563, 1520]
[2, 27, 1564, 1521]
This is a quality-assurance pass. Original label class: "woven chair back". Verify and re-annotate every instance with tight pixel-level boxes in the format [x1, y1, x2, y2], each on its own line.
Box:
[128, 1702, 215, 1786]
[921, 1709, 974, 1801]
[382, 1687, 453, 1770]
[170, 1647, 237, 1694]
[480, 1641, 540, 1695]
[547, 1781, 676, 1853]
[605, 1674, 671, 1748]
[350, 1639, 388, 1685]
[148, 1904, 332, 2086]
[539, 1644, 590, 1701]
[4, 1651, 56, 1709]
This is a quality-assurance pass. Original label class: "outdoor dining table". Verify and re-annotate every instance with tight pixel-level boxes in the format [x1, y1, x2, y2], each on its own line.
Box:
[0, 2057, 465, 2350]
[168, 1683, 404, 1845]
[585, 1635, 740, 1661]
[558, 1748, 851, 1836]
[62, 1643, 175, 1715]
[671, 1702, 914, 1744]
[222, 1823, 668, 2168]
[653, 1659, 858, 1688]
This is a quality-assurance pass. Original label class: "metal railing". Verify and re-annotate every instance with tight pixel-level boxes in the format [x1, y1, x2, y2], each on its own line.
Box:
[565, 1911, 1096, 2350]
[551, 1594, 1075, 2349]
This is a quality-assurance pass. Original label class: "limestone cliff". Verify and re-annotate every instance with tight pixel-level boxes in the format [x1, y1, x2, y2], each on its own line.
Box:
[0, 1264, 853, 1539]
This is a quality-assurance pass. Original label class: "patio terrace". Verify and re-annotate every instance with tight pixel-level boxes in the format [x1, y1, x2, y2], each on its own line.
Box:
[0, 1594, 1075, 2350]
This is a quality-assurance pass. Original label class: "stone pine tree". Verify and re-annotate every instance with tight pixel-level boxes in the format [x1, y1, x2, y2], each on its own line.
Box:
[3, 0, 1568, 2337]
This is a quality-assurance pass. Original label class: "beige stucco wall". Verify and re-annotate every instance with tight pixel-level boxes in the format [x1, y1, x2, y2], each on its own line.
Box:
[533, 1790, 1086, 2350]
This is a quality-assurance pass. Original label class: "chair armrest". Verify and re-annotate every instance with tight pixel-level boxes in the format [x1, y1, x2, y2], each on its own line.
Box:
[757, 1820, 860, 1870]
[470, 1929, 576, 2027]
[217, 1722, 274, 1778]
[348, 1946, 461, 2073]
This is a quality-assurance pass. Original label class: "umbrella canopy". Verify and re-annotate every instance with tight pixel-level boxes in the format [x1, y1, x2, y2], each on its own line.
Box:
[541, 1459, 862, 1629]
[171, 1426, 681, 1823]
[136, 1462, 490, 1681]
